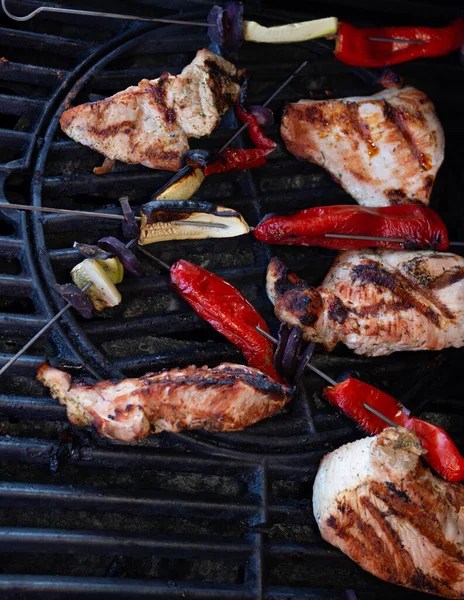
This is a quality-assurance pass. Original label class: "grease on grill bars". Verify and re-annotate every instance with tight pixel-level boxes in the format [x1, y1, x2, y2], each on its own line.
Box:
[0, 2, 463, 599]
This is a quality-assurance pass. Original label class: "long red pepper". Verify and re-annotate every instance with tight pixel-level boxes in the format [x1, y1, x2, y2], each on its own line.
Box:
[170, 259, 282, 382]
[336, 17, 464, 67]
[324, 377, 464, 482]
[253, 205, 449, 251]
[204, 105, 276, 176]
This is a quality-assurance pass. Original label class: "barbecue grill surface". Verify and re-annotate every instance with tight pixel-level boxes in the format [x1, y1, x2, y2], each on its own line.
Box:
[0, 1, 463, 598]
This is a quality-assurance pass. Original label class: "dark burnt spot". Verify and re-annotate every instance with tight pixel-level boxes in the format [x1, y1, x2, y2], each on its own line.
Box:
[385, 481, 410, 503]
[383, 100, 431, 171]
[89, 120, 136, 139]
[328, 297, 348, 324]
[428, 266, 464, 290]
[107, 414, 115, 420]
[326, 515, 337, 529]
[424, 175, 434, 191]
[386, 188, 408, 205]
[410, 569, 439, 594]
[148, 76, 176, 124]
[351, 262, 448, 326]
[305, 104, 329, 126]
[346, 102, 378, 156]
[125, 404, 133, 412]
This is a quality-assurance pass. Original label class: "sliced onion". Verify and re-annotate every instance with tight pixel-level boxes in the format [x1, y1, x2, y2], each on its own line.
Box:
[281, 326, 303, 382]
[181, 149, 214, 169]
[293, 342, 315, 385]
[274, 323, 290, 376]
[73, 242, 112, 260]
[55, 283, 94, 319]
[248, 105, 274, 127]
[207, 5, 225, 46]
[119, 196, 139, 239]
[223, 1, 244, 54]
[344, 591, 357, 600]
[97, 236, 144, 278]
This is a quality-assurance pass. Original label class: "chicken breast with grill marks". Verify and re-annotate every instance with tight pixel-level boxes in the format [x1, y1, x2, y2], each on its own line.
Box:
[266, 249, 464, 356]
[281, 86, 444, 207]
[313, 427, 464, 598]
[37, 362, 293, 442]
[60, 49, 242, 172]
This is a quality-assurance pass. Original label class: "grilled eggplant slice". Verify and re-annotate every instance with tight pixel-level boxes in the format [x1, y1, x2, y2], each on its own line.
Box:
[138, 200, 250, 245]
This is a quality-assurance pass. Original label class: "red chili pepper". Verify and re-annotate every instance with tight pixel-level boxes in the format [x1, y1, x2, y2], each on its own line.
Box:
[253, 205, 449, 251]
[324, 377, 464, 482]
[170, 259, 282, 382]
[204, 106, 276, 176]
[336, 18, 464, 67]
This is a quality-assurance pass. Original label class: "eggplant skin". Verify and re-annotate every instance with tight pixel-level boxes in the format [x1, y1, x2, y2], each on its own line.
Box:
[142, 200, 240, 224]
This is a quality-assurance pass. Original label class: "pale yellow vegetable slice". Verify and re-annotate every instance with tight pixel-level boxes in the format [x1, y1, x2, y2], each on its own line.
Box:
[71, 258, 122, 312]
[243, 17, 338, 44]
[155, 168, 205, 201]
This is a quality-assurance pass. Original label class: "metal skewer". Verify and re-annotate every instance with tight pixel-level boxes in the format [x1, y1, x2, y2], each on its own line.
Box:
[1, 0, 213, 27]
[135, 248, 400, 427]
[0, 238, 137, 377]
[367, 37, 427, 44]
[0, 203, 227, 229]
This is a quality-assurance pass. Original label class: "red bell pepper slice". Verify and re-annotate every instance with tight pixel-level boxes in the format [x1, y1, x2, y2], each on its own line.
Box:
[170, 259, 282, 382]
[204, 105, 276, 176]
[324, 377, 464, 482]
[253, 205, 449, 251]
[335, 17, 464, 68]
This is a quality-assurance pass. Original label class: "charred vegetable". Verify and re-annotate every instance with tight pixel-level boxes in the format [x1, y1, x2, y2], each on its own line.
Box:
[119, 197, 139, 239]
[138, 200, 250, 246]
[71, 258, 122, 311]
[98, 237, 144, 278]
[55, 283, 94, 319]
[153, 167, 205, 201]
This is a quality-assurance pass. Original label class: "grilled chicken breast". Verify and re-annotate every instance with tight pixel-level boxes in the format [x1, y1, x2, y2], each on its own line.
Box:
[37, 363, 292, 442]
[60, 49, 242, 171]
[266, 249, 464, 356]
[281, 86, 444, 207]
[313, 427, 464, 598]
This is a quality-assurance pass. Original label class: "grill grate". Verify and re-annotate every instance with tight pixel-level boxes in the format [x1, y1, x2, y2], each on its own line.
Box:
[0, 1, 463, 598]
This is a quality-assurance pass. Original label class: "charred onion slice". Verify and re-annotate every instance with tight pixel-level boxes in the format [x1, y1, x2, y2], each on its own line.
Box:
[274, 324, 315, 384]
[71, 258, 122, 312]
[153, 166, 205, 202]
[98, 236, 144, 278]
[54, 283, 94, 319]
[119, 196, 139, 239]
[181, 149, 214, 169]
[138, 200, 250, 246]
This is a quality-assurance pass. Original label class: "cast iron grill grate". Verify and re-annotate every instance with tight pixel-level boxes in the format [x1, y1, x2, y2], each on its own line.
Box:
[0, 1, 463, 598]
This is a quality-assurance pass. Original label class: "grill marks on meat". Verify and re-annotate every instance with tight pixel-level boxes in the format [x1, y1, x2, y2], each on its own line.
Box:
[37, 363, 293, 442]
[280, 87, 444, 207]
[313, 428, 464, 598]
[266, 250, 464, 356]
[60, 49, 242, 171]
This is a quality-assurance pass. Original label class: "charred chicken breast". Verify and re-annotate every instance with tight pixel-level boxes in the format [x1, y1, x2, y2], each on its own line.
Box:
[37, 362, 293, 442]
[313, 427, 464, 599]
[60, 49, 242, 172]
[281, 86, 444, 207]
[266, 249, 464, 356]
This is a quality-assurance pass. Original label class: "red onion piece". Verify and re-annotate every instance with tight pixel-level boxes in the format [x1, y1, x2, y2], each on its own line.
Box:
[274, 323, 290, 376]
[248, 105, 274, 127]
[181, 149, 214, 169]
[207, 5, 225, 46]
[73, 241, 112, 260]
[55, 283, 94, 319]
[119, 197, 139, 239]
[281, 326, 303, 382]
[97, 236, 144, 278]
[223, 1, 244, 54]
[293, 342, 315, 385]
